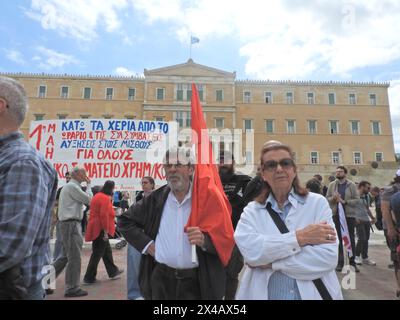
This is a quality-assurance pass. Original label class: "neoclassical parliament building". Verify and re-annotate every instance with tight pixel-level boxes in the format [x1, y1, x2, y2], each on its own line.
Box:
[2, 59, 397, 185]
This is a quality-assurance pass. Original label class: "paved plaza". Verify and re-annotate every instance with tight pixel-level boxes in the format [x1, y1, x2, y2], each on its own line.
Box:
[46, 227, 398, 300]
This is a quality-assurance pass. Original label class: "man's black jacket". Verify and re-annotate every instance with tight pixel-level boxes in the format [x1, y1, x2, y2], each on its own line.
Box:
[117, 185, 226, 300]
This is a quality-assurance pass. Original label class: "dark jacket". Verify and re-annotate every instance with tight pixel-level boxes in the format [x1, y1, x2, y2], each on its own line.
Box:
[220, 174, 251, 229]
[117, 185, 226, 300]
[326, 179, 360, 217]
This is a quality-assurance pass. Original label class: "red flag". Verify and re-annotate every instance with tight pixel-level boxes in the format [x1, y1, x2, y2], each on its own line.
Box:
[186, 83, 235, 266]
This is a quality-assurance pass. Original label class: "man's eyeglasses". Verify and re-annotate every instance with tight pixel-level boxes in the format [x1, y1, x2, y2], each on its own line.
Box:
[164, 162, 187, 169]
[262, 158, 295, 172]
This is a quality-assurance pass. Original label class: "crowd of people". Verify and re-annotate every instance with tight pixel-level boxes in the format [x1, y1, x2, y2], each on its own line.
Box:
[1, 75, 400, 300]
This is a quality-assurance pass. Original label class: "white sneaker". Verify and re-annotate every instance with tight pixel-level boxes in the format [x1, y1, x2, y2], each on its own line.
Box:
[362, 258, 376, 266]
[355, 256, 363, 265]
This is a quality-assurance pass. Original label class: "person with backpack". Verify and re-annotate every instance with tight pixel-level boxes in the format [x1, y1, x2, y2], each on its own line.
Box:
[381, 169, 400, 298]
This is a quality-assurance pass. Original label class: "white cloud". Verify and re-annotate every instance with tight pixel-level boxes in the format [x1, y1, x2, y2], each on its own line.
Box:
[389, 80, 400, 153]
[5, 49, 26, 65]
[130, 0, 400, 80]
[35, 46, 78, 69]
[25, 1, 400, 79]
[26, 0, 128, 41]
[130, 0, 183, 23]
[114, 66, 142, 77]
[24, 0, 400, 84]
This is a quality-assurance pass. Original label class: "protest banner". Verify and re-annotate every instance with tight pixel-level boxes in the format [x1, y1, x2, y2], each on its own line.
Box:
[29, 119, 178, 190]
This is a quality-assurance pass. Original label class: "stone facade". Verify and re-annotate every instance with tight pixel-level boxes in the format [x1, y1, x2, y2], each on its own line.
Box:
[1, 59, 397, 186]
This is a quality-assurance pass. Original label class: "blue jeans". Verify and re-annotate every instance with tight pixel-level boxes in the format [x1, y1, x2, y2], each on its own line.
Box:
[127, 244, 142, 300]
[25, 280, 45, 300]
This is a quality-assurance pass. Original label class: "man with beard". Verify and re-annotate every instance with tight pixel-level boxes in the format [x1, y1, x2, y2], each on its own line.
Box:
[117, 148, 227, 300]
[218, 150, 251, 299]
[326, 166, 360, 272]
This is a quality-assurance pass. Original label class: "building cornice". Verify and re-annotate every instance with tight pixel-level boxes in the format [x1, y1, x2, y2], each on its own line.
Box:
[0, 72, 145, 81]
[0, 72, 390, 87]
[236, 79, 390, 87]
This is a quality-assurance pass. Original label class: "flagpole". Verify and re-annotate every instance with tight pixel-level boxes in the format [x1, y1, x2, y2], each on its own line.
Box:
[190, 146, 197, 264]
[192, 245, 198, 264]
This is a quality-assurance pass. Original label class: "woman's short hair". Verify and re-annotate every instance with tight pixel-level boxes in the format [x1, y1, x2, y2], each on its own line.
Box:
[101, 180, 115, 196]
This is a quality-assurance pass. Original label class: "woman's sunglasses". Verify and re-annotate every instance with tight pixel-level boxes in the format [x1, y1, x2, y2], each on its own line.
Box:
[262, 158, 295, 172]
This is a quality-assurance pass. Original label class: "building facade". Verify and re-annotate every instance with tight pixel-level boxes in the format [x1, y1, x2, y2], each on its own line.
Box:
[2, 59, 397, 185]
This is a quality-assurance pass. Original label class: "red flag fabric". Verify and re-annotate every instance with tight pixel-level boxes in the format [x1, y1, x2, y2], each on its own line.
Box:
[186, 83, 235, 266]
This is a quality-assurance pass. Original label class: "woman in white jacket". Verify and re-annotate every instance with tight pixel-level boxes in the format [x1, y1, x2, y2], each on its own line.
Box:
[235, 143, 343, 300]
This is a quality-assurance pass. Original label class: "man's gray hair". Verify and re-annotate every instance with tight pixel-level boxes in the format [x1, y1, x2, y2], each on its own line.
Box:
[0, 76, 28, 126]
[164, 147, 195, 166]
[70, 166, 85, 177]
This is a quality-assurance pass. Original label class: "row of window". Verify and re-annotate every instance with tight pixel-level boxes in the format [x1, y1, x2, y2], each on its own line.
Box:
[308, 151, 383, 165]
[37, 84, 210, 102]
[172, 113, 383, 137]
[172, 112, 383, 134]
[215, 118, 382, 135]
[38, 85, 137, 101]
[33, 113, 142, 120]
[241, 150, 381, 166]
[33, 112, 382, 136]
[243, 90, 378, 105]
[245, 119, 381, 135]
[37, 84, 379, 106]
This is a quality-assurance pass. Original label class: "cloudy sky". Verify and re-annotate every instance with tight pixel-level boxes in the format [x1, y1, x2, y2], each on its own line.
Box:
[1, 0, 399, 152]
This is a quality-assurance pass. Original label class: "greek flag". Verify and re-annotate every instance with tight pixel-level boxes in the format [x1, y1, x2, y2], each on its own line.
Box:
[191, 36, 200, 44]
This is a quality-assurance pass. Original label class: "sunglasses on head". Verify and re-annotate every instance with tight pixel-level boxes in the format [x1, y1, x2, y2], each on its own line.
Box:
[262, 158, 295, 171]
